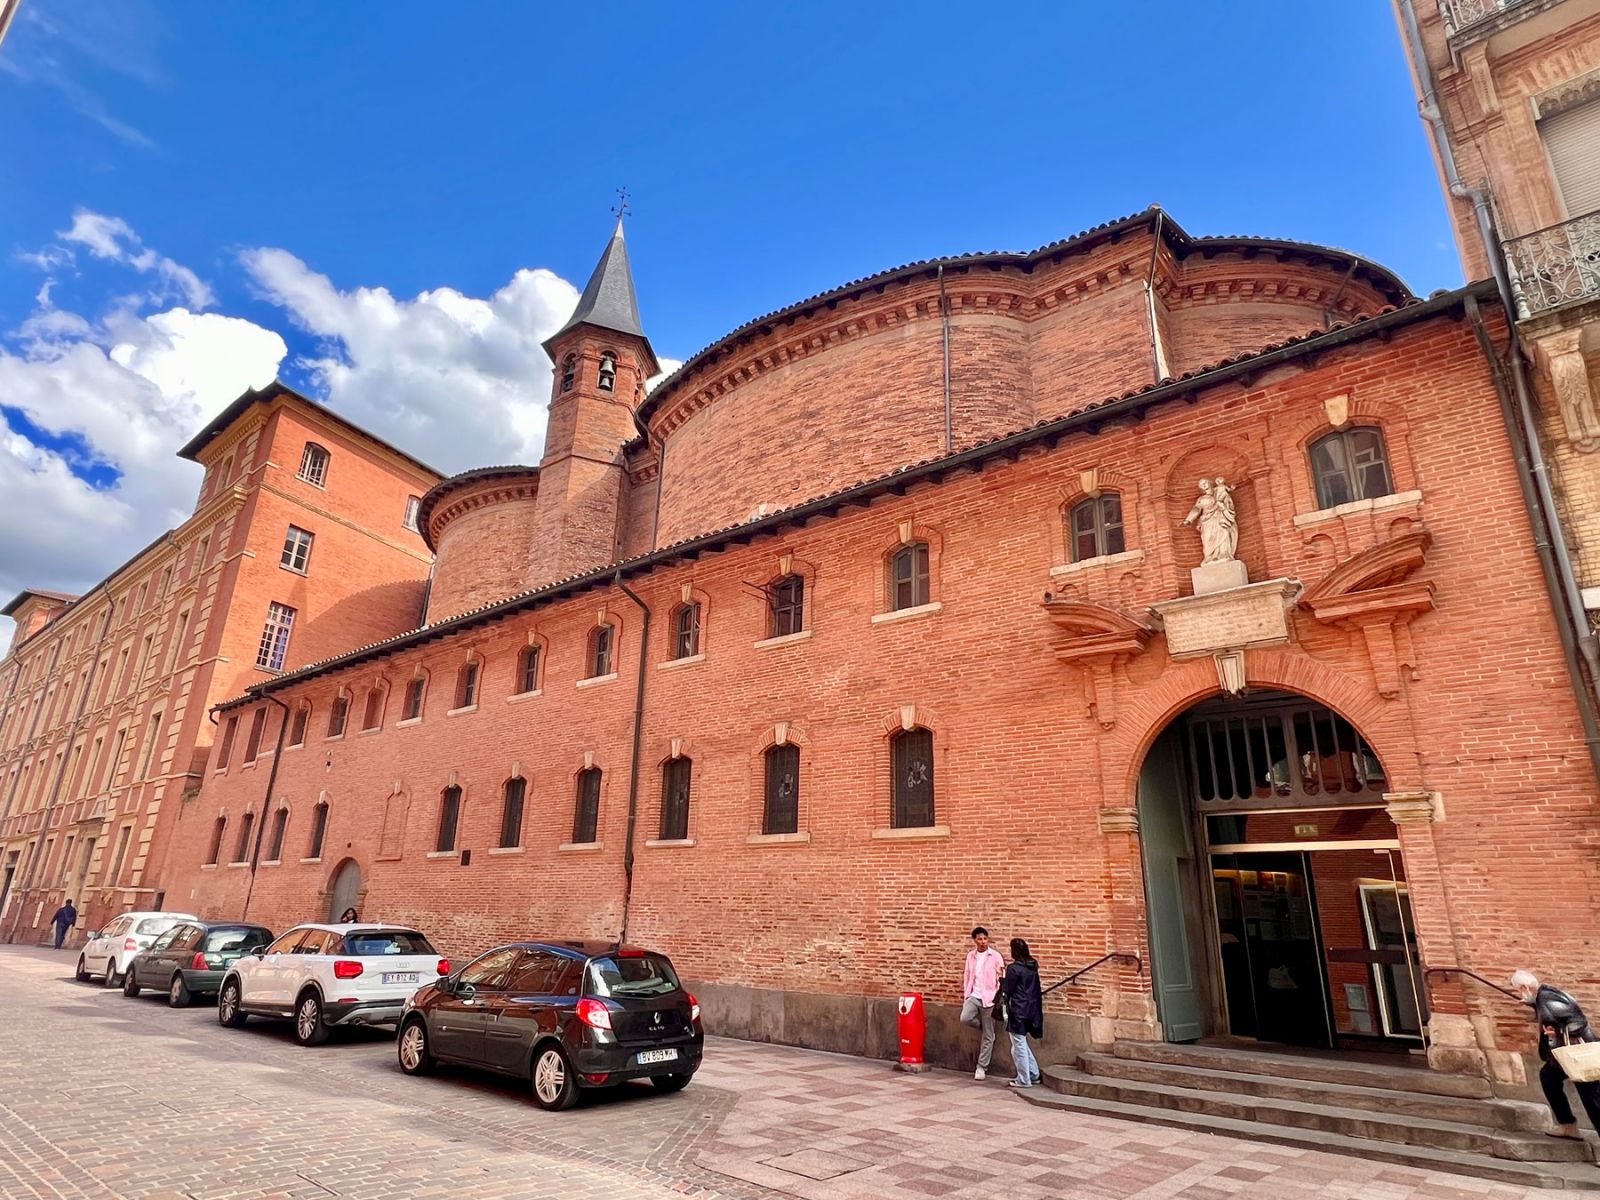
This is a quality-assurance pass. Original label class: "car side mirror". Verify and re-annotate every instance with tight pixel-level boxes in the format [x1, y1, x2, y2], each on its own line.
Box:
[86, 930, 99, 939]
[250, 946, 266, 957]
[453, 979, 475, 999]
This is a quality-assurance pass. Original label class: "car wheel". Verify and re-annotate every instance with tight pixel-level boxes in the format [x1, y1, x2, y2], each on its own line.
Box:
[651, 1073, 692, 1093]
[530, 1044, 578, 1111]
[168, 973, 191, 1008]
[74, 955, 89, 983]
[102, 959, 121, 988]
[294, 991, 330, 1047]
[397, 1018, 435, 1076]
[122, 968, 141, 998]
[217, 979, 248, 1028]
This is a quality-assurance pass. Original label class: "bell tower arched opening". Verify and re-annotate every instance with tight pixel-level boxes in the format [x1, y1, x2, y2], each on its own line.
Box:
[1137, 689, 1425, 1054]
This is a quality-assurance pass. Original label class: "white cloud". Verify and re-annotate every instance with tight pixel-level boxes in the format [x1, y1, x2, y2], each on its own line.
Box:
[240, 248, 581, 472]
[58, 209, 213, 308]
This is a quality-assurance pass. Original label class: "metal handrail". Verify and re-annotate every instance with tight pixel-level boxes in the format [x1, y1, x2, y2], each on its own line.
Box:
[1042, 952, 1142, 997]
[1424, 965, 1521, 1001]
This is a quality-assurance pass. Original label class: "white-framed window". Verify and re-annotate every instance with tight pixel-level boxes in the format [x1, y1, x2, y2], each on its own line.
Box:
[281, 526, 314, 573]
[403, 496, 421, 532]
[256, 602, 296, 671]
[297, 443, 330, 487]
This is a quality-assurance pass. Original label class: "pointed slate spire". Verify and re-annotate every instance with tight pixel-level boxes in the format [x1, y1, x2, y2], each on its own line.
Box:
[543, 218, 653, 360]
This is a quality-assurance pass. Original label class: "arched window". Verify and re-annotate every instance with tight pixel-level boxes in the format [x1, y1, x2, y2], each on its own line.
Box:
[243, 707, 268, 764]
[1310, 426, 1393, 509]
[500, 776, 526, 848]
[297, 442, 330, 487]
[288, 703, 311, 747]
[588, 624, 616, 678]
[216, 715, 239, 769]
[307, 800, 329, 859]
[763, 743, 800, 836]
[1069, 493, 1125, 562]
[769, 575, 805, 638]
[516, 645, 541, 695]
[327, 694, 350, 738]
[573, 767, 602, 844]
[888, 542, 930, 610]
[362, 686, 384, 731]
[597, 351, 617, 393]
[233, 810, 255, 863]
[891, 727, 935, 829]
[671, 603, 701, 659]
[560, 354, 577, 393]
[207, 816, 226, 866]
[455, 659, 480, 709]
[660, 756, 692, 840]
[267, 806, 289, 862]
[436, 786, 462, 853]
[403, 677, 426, 721]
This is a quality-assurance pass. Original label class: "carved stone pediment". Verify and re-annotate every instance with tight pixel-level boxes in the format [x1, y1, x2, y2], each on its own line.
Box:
[1301, 530, 1431, 605]
[1300, 531, 1435, 699]
[1042, 598, 1155, 729]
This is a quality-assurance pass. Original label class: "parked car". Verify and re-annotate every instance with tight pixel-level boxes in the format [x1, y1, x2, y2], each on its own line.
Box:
[396, 941, 703, 1111]
[76, 911, 199, 987]
[122, 920, 273, 1007]
[217, 923, 447, 1046]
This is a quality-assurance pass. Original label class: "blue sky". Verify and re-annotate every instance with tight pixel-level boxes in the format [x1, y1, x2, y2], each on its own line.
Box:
[0, 0, 1457, 645]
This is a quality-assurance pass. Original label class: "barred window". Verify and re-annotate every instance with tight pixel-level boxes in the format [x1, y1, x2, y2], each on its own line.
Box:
[769, 575, 804, 638]
[763, 743, 800, 835]
[660, 757, 692, 841]
[403, 678, 425, 720]
[588, 625, 615, 678]
[281, 525, 313, 573]
[362, 687, 384, 731]
[672, 603, 701, 660]
[267, 807, 289, 861]
[573, 767, 602, 844]
[256, 602, 296, 671]
[207, 816, 226, 866]
[888, 542, 930, 610]
[307, 801, 329, 859]
[1069, 494, 1125, 562]
[216, 715, 238, 770]
[598, 351, 617, 392]
[500, 776, 526, 849]
[436, 786, 462, 853]
[403, 496, 421, 532]
[456, 661, 480, 709]
[233, 811, 255, 863]
[891, 727, 935, 829]
[1310, 427, 1393, 510]
[516, 645, 540, 695]
[243, 707, 268, 764]
[297, 443, 330, 487]
[560, 354, 577, 393]
[327, 694, 349, 738]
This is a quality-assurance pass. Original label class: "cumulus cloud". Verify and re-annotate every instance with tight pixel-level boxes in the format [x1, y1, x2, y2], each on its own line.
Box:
[58, 209, 213, 308]
[240, 248, 580, 472]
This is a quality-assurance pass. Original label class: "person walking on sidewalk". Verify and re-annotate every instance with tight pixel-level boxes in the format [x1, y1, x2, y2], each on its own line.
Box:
[961, 926, 1005, 1081]
[1512, 969, 1600, 1139]
[1002, 937, 1044, 1090]
[50, 899, 78, 950]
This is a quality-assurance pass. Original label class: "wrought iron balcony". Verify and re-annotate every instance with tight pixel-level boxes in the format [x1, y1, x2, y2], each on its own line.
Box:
[1505, 209, 1600, 318]
[1441, 0, 1543, 39]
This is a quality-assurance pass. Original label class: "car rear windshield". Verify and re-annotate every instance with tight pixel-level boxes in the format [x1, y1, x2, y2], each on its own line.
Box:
[135, 917, 184, 936]
[203, 927, 271, 953]
[584, 953, 681, 998]
[339, 929, 435, 956]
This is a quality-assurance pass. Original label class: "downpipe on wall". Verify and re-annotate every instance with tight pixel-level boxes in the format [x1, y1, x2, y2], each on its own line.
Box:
[613, 571, 651, 943]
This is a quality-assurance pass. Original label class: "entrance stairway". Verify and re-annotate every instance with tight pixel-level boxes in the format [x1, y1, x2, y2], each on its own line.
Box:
[1017, 1041, 1600, 1190]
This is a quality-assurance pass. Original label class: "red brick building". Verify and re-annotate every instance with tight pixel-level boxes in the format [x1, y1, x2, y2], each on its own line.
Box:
[148, 209, 1599, 1095]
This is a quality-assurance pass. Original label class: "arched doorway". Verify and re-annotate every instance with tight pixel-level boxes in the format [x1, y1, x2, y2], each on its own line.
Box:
[1137, 690, 1425, 1053]
[327, 858, 363, 922]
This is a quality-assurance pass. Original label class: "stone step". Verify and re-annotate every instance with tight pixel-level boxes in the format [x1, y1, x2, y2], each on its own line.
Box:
[1043, 1067, 1594, 1163]
[1079, 1051, 1549, 1131]
[1111, 1039, 1493, 1098]
[1017, 1086, 1600, 1191]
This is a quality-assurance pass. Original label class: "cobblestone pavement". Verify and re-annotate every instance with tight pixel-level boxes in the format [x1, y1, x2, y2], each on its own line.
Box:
[0, 944, 1565, 1199]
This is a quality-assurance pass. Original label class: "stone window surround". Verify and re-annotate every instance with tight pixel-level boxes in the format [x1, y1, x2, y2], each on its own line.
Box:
[1292, 488, 1422, 529]
[1050, 547, 1145, 578]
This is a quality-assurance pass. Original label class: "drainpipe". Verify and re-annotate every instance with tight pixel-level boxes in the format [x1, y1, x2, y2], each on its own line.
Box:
[613, 571, 651, 943]
[1144, 210, 1170, 383]
[1400, 0, 1600, 771]
[938, 264, 953, 454]
[4, 593, 113, 944]
[239, 692, 290, 920]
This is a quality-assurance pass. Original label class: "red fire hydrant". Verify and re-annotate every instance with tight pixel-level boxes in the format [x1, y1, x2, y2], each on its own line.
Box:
[895, 992, 929, 1073]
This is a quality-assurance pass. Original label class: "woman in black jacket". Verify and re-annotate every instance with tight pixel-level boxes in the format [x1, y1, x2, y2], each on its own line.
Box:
[1001, 938, 1043, 1089]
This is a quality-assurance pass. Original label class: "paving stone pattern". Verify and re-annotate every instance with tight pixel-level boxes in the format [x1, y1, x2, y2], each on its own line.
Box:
[0, 945, 1571, 1199]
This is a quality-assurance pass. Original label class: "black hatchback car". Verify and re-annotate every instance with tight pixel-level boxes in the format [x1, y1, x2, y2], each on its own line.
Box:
[123, 920, 274, 1007]
[397, 940, 703, 1110]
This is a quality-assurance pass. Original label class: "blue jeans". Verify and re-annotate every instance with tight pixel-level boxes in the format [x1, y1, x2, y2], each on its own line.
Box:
[1009, 1031, 1040, 1085]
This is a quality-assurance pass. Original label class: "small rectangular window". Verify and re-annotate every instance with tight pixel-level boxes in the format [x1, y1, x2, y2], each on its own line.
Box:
[891, 728, 936, 829]
[281, 526, 314, 573]
[660, 757, 692, 841]
[288, 706, 309, 747]
[308, 803, 329, 859]
[233, 811, 256, 863]
[573, 768, 601, 844]
[437, 786, 462, 853]
[216, 716, 238, 769]
[889, 543, 930, 611]
[500, 777, 526, 848]
[362, 689, 383, 731]
[763, 743, 800, 835]
[457, 662, 479, 709]
[673, 604, 701, 659]
[589, 626, 615, 678]
[267, 808, 288, 861]
[770, 576, 804, 637]
[517, 647, 540, 695]
[243, 707, 268, 764]
[328, 695, 349, 738]
[298, 443, 330, 487]
[256, 602, 296, 671]
[403, 678, 425, 720]
[403, 496, 421, 532]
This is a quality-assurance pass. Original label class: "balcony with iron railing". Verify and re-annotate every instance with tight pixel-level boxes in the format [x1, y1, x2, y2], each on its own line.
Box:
[1505, 208, 1600, 318]
[1442, 0, 1561, 40]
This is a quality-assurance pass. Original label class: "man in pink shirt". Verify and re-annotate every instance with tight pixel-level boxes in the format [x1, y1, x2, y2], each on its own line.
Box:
[961, 926, 1005, 1080]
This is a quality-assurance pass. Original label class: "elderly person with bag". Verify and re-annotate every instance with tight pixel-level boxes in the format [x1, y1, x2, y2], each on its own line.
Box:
[1512, 969, 1600, 1139]
[1001, 937, 1044, 1089]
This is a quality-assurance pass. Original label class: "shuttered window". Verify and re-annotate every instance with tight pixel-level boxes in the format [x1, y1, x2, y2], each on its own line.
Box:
[1542, 99, 1600, 218]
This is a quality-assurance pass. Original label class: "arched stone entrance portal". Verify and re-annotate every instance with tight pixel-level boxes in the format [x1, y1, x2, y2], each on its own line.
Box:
[1137, 689, 1426, 1053]
[327, 858, 364, 922]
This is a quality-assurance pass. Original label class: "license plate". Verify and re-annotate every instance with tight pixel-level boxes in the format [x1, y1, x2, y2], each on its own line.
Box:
[382, 972, 419, 985]
[635, 1048, 678, 1065]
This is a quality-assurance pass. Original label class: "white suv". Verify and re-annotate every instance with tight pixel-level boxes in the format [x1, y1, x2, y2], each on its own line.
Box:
[218, 923, 447, 1046]
[76, 910, 199, 987]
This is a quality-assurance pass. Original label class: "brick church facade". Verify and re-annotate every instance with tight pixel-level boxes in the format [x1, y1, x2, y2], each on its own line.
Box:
[51, 206, 1583, 1086]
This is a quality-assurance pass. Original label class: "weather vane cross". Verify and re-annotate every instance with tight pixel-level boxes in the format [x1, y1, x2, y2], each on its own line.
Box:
[611, 188, 631, 221]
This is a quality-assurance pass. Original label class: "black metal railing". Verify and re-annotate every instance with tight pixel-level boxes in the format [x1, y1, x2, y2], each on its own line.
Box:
[1042, 952, 1142, 997]
[1424, 965, 1522, 1002]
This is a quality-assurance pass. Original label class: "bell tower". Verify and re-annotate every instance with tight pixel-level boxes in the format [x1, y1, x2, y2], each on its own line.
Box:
[526, 217, 659, 586]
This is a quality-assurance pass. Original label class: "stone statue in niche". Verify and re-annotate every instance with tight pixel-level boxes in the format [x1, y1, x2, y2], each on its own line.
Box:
[1183, 477, 1238, 562]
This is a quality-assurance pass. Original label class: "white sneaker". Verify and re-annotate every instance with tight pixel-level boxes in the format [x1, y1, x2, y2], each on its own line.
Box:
[974, 1067, 986, 1081]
